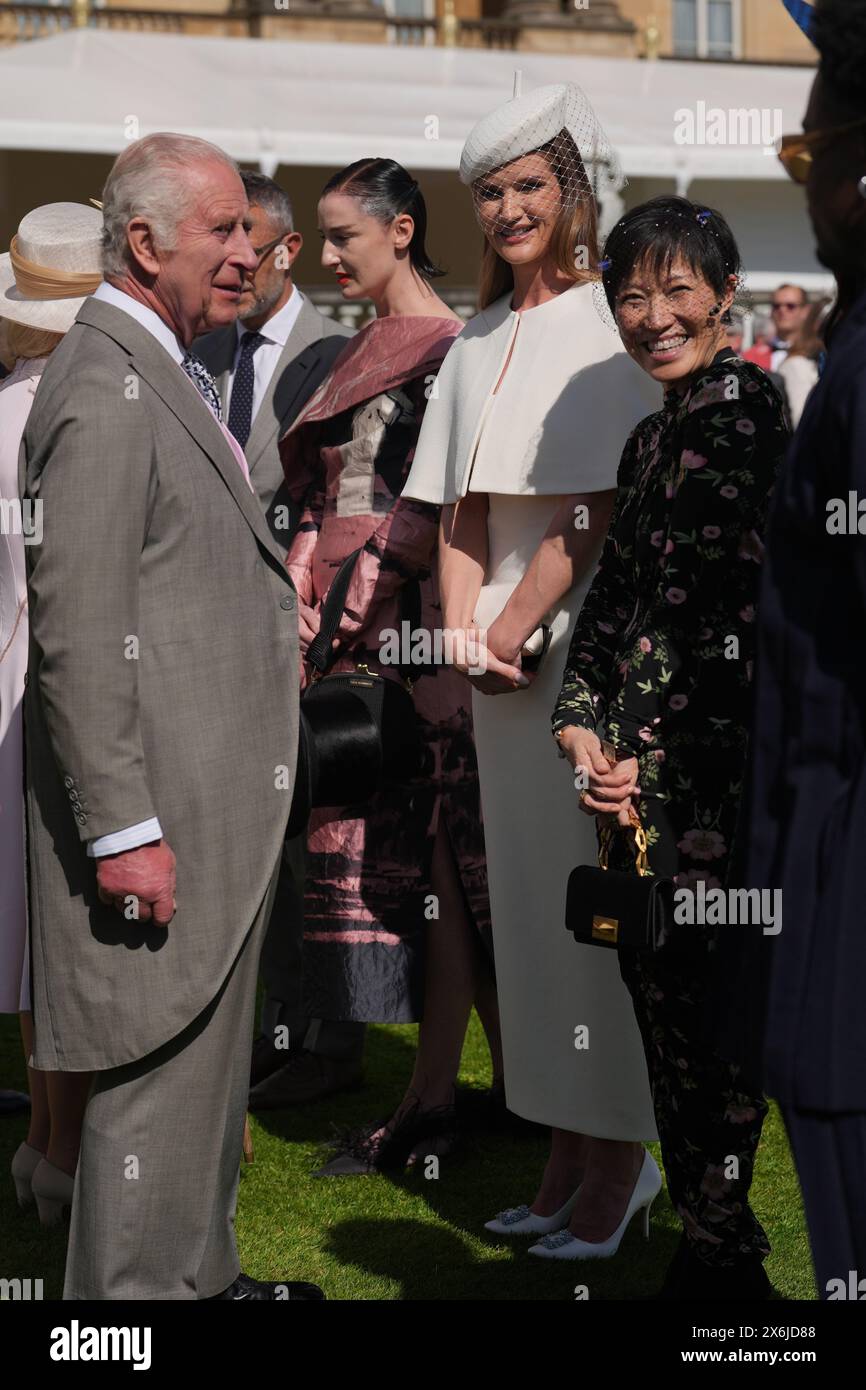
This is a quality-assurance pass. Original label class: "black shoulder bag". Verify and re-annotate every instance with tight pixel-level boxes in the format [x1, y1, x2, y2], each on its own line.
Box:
[286, 550, 422, 838]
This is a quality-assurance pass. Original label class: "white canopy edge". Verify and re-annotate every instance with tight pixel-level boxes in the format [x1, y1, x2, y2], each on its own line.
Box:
[0, 30, 816, 184]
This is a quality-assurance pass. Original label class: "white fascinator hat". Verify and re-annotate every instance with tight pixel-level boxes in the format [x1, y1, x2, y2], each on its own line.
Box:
[0, 202, 103, 334]
[459, 81, 623, 205]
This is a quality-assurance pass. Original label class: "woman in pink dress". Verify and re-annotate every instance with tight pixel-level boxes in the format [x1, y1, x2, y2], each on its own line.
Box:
[281, 160, 500, 1171]
[1, 203, 101, 1223]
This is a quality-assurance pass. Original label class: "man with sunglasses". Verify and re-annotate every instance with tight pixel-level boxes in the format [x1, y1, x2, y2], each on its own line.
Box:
[196, 174, 362, 1113]
[750, 0, 866, 1300]
[769, 283, 809, 369]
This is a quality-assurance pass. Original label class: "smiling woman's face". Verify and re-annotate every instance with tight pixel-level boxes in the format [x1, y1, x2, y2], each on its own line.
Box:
[614, 254, 735, 387]
[472, 152, 562, 268]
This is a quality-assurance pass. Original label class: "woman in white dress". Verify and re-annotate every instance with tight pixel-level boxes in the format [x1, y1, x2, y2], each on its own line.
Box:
[777, 296, 828, 428]
[404, 84, 661, 1257]
[1, 204, 102, 1222]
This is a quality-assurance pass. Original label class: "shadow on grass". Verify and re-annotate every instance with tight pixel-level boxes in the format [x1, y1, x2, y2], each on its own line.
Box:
[323, 1213, 682, 1301]
[250, 1023, 420, 1147]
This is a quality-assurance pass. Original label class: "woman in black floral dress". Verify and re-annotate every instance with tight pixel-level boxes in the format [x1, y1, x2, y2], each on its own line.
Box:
[552, 197, 789, 1298]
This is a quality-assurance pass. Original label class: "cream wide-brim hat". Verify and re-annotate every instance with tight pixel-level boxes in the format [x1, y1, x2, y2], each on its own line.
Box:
[0, 201, 103, 333]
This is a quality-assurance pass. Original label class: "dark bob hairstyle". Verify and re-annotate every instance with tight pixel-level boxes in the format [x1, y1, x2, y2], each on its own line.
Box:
[321, 157, 445, 280]
[601, 196, 743, 321]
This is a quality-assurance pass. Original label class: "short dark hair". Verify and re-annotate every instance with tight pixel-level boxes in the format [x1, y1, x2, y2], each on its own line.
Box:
[602, 196, 742, 318]
[241, 171, 293, 235]
[813, 0, 866, 116]
[321, 158, 444, 280]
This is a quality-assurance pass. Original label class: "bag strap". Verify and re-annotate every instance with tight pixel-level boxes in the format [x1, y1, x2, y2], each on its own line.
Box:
[307, 548, 363, 675]
[307, 546, 422, 685]
[597, 809, 649, 877]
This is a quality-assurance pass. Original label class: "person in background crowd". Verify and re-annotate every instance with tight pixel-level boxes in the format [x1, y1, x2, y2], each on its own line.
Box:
[282, 158, 500, 1173]
[195, 172, 362, 1111]
[553, 196, 788, 1297]
[777, 295, 829, 427]
[724, 312, 745, 353]
[768, 282, 810, 369]
[2, 204, 101, 1223]
[738, 311, 790, 422]
[404, 84, 660, 1259]
[21, 133, 321, 1300]
[750, 0, 866, 1300]
[742, 312, 774, 371]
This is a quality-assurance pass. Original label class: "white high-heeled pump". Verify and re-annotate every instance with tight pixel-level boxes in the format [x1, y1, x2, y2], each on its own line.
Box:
[11, 1141, 44, 1208]
[527, 1150, 662, 1261]
[30, 1158, 75, 1227]
[484, 1185, 582, 1237]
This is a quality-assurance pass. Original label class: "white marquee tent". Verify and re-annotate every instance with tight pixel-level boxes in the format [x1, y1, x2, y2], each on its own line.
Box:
[0, 30, 832, 294]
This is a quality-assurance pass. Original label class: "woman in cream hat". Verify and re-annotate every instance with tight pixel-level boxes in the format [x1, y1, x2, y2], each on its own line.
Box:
[2, 201, 102, 1224]
[404, 83, 662, 1259]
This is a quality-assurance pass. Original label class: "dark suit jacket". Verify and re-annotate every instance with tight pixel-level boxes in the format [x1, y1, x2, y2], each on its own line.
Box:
[748, 288, 866, 1111]
[196, 294, 352, 553]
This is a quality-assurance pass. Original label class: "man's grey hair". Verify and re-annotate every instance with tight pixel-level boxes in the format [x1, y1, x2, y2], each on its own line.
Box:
[241, 171, 293, 235]
[101, 132, 240, 278]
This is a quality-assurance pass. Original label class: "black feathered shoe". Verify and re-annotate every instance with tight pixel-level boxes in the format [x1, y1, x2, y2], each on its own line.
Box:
[313, 1097, 459, 1177]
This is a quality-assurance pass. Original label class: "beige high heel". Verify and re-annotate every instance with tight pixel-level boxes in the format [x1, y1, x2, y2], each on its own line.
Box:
[11, 1141, 44, 1207]
[31, 1157, 75, 1226]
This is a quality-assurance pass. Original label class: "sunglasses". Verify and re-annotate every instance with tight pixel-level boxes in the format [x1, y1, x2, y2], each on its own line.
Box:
[251, 233, 286, 263]
[772, 301, 802, 311]
[777, 116, 866, 184]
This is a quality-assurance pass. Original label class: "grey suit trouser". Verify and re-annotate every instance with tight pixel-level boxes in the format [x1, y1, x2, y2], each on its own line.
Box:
[259, 834, 365, 1062]
[64, 870, 280, 1301]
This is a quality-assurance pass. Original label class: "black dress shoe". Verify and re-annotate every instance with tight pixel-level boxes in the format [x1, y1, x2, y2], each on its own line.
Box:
[209, 1272, 325, 1301]
[249, 1035, 290, 1089]
[0, 1090, 31, 1116]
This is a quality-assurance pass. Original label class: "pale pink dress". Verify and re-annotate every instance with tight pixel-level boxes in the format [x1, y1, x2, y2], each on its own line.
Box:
[0, 356, 46, 1013]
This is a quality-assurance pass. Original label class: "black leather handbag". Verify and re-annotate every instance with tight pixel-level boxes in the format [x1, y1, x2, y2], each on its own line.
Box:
[286, 550, 422, 838]
[565, 811, 677, 955]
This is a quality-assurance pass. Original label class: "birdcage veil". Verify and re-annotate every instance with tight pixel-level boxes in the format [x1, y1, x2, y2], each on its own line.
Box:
[460, 79, 624, 237]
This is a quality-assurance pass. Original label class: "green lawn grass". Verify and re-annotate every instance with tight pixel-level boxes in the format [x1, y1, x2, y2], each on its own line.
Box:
[0, 1009, 816, 1300]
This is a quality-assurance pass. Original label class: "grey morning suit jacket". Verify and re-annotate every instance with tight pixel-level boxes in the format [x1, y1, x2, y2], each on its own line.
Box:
[21, 297, 300, 1072]
[195, 295, 352, 552]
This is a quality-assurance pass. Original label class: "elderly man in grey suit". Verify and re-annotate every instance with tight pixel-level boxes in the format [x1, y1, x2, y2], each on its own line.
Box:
[22, 132, 323, 1301]
[196, 172, 365, 1112]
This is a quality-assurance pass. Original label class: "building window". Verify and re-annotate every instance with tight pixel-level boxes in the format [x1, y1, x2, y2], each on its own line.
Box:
[377, 0, 435, 45]
[674, 0, 738, 61]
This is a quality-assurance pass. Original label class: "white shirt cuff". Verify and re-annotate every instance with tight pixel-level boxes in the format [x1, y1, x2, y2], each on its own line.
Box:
[87, 818, 163, 858]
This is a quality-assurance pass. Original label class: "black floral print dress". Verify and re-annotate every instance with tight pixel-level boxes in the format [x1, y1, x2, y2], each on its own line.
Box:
[553, 351, 788, 1268]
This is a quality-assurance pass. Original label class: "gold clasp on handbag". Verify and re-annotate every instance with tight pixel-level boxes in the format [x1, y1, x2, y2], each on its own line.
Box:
[592, 914, 619, 944]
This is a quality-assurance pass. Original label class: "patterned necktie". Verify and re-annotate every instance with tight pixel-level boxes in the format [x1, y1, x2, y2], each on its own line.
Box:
[181, 352, 222, 421]
[227, 331, 265, 449]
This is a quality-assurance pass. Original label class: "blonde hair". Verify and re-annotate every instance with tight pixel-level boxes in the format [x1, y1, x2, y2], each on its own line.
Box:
[2, 319, 64, 365]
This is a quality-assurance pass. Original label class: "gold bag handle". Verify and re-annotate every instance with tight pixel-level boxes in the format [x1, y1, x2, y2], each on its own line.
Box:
[597, 739, 648, 878]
